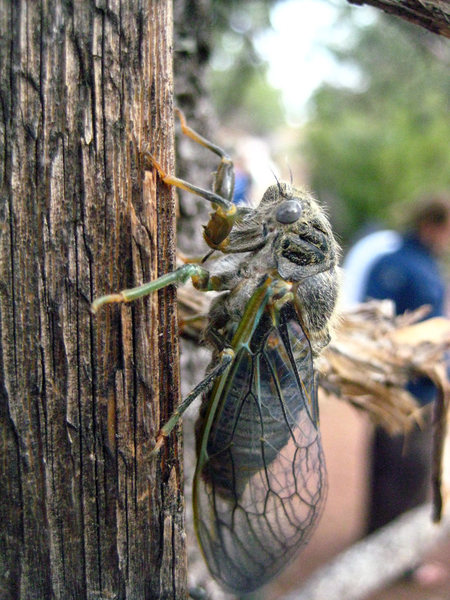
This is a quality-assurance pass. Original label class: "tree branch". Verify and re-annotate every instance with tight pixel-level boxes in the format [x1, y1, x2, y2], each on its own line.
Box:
[348, 0, 450, 37]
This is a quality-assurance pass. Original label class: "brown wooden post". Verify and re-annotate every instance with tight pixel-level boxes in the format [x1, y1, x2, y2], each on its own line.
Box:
[0, 1, 186, 598]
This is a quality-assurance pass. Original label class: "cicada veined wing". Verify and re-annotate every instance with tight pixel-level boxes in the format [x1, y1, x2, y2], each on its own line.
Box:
[193, 304, 327, 594]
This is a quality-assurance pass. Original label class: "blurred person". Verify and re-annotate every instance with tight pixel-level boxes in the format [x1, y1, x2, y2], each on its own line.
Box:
[233, 157, 253, 206]
[342, 228, 401, 307]
[359, 193, 450, 583]
[365, 195, 450, 325]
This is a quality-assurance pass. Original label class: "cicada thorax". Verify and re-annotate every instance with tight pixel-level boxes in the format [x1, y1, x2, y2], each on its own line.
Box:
[193, 302, 326, 594]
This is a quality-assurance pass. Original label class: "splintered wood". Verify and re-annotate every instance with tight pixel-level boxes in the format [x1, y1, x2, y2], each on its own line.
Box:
[177, 288, 450, 520]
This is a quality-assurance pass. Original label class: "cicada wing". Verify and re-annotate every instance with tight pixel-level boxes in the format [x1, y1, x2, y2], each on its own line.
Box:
[193, 311, 327, 594]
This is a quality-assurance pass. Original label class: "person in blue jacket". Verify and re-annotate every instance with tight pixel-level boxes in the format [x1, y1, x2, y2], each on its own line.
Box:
[362, 193, 450, 542]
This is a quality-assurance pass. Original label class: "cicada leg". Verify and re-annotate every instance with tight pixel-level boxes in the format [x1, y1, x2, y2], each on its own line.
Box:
[91, 263, 235, 455]
[150, 347, 234, 456]
[141, 150, 233, 213]
[175, 108, 235, 204]
[175, 109, 241, 250]
[142, 149, 237, 251]
[91, 263, 215, 314]
[139, 110, 240, 251]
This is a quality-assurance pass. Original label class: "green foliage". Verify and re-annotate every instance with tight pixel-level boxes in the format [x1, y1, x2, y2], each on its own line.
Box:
[304, 15, 450, 242]
[207, 0, 285, 134]
[209, 63, 285, 134]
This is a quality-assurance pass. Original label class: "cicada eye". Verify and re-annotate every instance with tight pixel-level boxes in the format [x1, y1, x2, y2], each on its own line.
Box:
[275, 200, 302, 224]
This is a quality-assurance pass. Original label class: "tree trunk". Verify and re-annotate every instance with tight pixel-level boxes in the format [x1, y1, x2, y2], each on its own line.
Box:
[0, 1, 186, 599]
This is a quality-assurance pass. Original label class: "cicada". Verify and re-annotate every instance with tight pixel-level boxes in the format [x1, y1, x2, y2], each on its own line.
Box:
[92, 110, 340, 595]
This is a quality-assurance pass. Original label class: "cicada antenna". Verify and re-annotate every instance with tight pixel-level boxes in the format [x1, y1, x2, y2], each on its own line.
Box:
[271, 169, 288, 198]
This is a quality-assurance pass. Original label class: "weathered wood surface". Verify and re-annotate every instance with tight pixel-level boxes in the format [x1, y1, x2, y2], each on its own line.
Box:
[0, 1, 186, 599]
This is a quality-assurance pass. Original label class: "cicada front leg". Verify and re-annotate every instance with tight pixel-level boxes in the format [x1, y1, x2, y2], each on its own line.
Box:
[140, 111, 240, 252]
[140, 151, 231, 212]
[175, 108, 235, 204]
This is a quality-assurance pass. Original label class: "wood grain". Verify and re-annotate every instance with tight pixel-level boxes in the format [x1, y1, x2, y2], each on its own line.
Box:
[0, 1, 186, 598]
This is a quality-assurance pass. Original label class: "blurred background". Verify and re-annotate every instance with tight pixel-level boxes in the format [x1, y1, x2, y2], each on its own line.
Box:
[172, 1, 450, 599]
[176, 0, 449, 249]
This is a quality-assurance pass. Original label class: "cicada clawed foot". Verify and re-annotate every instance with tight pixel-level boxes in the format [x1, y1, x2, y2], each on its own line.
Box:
[140, 149, 181, 190]
[91, 292, 127, 314]
[150, 431, 168, 457]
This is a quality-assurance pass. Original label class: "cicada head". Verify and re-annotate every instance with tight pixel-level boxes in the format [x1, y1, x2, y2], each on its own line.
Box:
[256, 182, 339, 282]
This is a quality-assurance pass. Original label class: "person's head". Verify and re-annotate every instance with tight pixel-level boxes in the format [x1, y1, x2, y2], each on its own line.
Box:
[407, 192, 450, 255]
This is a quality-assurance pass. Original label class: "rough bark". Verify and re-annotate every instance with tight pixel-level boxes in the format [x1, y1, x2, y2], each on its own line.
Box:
[348, 0, 450, 37]
[0, 1, 186, 599]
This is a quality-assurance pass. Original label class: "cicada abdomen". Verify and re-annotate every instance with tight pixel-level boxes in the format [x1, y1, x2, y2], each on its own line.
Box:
[193, 304, 326, 594]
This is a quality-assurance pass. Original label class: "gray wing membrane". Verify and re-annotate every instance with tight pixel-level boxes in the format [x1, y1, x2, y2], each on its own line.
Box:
[194, 309, 327, 594]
